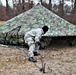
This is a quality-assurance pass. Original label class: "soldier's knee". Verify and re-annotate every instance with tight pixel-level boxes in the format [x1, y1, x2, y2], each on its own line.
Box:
[28, 43, 35, 47]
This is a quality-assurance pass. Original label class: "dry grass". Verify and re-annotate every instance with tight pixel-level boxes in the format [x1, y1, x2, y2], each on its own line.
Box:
[0, 21, 6, 25]
[0, 41, 76, 75]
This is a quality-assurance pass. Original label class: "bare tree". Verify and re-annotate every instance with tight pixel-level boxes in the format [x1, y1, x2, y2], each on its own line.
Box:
[18, 0, 23, 13]
[0, 0, 2, 19]
[6, 0, 9, 16]
[40, 0, 43, 5]
[12, 0, 17, 16]
[48, 0, 52, 10]
[73, 0, 76, 14]
[30, 1, 34, 8]
[59, 0, 64, 16]
[0, 0, 2, 5]
[22, 0, 25, 12]
[28, 0, 31, 9]
[74, 0, 76, 4]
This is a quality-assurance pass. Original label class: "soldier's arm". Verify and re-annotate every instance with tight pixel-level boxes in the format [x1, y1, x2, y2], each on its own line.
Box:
[35, 32, 42, 42]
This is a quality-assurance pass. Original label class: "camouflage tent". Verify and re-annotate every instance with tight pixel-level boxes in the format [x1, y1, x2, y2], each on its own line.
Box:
[0, 5, 76, 47]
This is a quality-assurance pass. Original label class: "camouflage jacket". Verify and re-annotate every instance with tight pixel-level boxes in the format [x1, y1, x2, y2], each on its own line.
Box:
[24, 28, 44, 42]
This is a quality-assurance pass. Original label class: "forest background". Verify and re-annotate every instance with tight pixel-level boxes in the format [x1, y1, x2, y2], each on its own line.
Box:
[0, 0, 76, 25]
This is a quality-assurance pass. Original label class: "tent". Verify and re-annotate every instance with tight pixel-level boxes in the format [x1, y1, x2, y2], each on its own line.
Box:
[0, 5, 76, 47]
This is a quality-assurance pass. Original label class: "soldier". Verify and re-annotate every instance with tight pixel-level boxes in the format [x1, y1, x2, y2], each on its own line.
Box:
[24, 26, 48, 62]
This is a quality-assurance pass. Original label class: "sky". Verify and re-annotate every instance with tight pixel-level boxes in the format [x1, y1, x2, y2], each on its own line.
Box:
[1, 0, 6, 6]
[1, 0, 12, 6]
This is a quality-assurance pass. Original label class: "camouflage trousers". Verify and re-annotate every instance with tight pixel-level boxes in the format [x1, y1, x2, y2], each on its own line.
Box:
[24, 37, 39, 57]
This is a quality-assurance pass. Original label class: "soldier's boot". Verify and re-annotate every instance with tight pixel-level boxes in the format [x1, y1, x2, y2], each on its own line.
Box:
[33, 52, 40, 56]
[28, 57, 37, 62]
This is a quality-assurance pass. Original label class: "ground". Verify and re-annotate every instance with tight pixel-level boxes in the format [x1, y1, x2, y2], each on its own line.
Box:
[0, 39, 76, 75]
[0, 21, 6, 25]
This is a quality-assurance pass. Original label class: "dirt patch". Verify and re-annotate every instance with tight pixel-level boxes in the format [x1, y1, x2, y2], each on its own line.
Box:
[0, 21, 6, 25]
[0, 41, 76, 75]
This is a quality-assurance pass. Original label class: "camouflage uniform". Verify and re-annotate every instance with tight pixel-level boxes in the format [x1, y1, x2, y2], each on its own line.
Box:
[24, 28, 44, 57]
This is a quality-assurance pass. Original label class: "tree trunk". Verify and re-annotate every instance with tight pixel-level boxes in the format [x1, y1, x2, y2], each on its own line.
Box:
[48, 0, 52, 10]
[73, 0, 76, 14]
[75, 0, 76, 4]
[6, 0, 9, 16]
[12, 0, 15, 16]
[17, 0, 23, 14]
[0, 0, 2, 19]
[22, 0, 25, 12]
[40, 0, 43, 5]
[59, 0, 64, 16]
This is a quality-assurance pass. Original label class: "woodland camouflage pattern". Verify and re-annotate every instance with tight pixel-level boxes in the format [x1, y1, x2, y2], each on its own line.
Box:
[0, 5, 76, 47]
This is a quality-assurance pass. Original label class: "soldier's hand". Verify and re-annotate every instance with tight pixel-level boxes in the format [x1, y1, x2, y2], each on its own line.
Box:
[36, 41, 43, 49]
[36, 41, 41, 46]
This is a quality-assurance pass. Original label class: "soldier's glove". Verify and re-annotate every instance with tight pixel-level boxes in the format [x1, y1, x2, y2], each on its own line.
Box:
[36, 42, 42, 49]
[36, 41, 41, 46]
